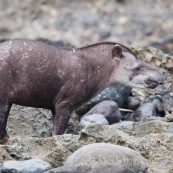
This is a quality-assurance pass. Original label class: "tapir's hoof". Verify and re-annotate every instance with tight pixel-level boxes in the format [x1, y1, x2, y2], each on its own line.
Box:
[0, 134, 9, 145]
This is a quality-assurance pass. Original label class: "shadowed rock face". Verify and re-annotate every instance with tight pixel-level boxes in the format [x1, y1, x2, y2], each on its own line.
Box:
[0, 40, 164, 143]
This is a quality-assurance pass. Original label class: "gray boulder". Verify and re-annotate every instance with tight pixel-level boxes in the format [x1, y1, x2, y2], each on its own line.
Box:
[44, 164, 133, 173]
[80, 114, 109, 129]
[83, 100, 122, 124]
[76, 85, 132, 116]
[65, 143, 148, 173]
[136, 98, 164, 121]
[0, 159, 51, 173]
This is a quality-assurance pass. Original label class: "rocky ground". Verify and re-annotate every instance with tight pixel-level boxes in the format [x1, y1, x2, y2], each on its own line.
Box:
[0, 0, 173, 53]
[1, 0, 173, 173]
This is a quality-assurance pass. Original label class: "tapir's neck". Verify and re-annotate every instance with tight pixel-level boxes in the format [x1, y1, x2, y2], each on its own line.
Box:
[75, 44, 116, 90]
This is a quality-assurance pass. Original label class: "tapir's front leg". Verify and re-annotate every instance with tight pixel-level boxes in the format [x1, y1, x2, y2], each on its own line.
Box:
[0, 100, 12, 144]
[52, 101, 73, 135]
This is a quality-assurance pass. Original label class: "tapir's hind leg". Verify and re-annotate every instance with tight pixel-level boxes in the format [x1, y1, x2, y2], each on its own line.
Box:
[51, 102, 73, 135]
[0, 100, 12, 144]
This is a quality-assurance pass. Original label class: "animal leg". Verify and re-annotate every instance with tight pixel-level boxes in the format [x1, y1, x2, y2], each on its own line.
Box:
[52, 102, 73, 135]
[0, 101, 12, 144]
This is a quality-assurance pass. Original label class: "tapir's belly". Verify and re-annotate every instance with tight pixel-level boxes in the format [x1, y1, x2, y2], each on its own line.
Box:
[12, 87, 56, 109]
[0, 65, 63, 109]
[11, 83, 59, 109]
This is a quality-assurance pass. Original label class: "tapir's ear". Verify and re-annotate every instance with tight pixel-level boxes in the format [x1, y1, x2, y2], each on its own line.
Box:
[112, 44, 122, 60]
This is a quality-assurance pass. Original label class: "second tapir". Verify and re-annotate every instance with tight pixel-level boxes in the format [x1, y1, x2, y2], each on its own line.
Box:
[0, 40, 164, 143]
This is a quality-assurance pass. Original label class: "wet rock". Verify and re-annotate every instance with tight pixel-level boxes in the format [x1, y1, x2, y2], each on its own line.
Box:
[65, 143, 148, 173]
[45, 164, 133, 173]
[76, 85, 132, 116]
[80, 114, 109, 129]
[83, 100, 122, 124]
[0, 159, 51, 173]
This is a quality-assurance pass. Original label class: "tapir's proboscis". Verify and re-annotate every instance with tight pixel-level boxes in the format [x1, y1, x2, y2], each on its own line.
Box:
[0, 40, 164, 143]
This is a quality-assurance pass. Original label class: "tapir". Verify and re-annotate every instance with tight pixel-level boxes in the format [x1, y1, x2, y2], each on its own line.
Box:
[0, 40, 164, 143]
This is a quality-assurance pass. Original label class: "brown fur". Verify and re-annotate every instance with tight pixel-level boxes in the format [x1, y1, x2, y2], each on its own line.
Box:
[0, 40, 164, 142]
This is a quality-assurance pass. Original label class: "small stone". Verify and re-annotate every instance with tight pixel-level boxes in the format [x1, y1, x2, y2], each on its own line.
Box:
[126, 96, 141, 110]
[166, 123, 169, 127]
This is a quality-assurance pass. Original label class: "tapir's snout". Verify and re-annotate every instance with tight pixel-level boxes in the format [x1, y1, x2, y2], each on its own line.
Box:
[145, 72, 164, 89]
[158, 76, 164, 85]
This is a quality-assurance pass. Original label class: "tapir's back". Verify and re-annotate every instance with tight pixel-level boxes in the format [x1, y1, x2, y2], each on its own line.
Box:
[0, 40, 68, 108]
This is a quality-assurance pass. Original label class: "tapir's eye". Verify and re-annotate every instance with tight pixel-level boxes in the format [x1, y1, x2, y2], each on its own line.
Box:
[120, 53, 123, 58]
[134, 66, 141, 72]
[119, 53, 123, 58]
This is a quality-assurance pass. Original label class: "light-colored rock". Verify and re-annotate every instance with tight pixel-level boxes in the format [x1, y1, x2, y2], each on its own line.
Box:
[0, 148, 11, 164]
[80, 124, 173, 173]
[65, 143, 148, 173]
[45, 164, 133, 173]
[134, 116, 173, 137]
[7, 106, 80, 138]
[114, 117, 173, 137]
[80, 114, 109, 128]
[0, 159, 51, 173]
[0, 123, 173, 172]
[114, 121, 135, 135]
[7, 105, 52, 138]
[114, 121, 135, 129]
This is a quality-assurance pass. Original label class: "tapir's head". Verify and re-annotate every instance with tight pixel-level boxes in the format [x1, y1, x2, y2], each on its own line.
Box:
[109, 44, 164, 88]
